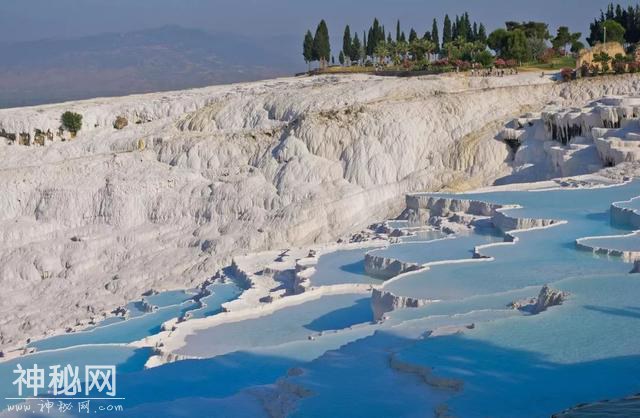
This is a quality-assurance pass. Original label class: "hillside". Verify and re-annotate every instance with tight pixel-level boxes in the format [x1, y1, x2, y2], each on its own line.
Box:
[1, 72, 639, 351]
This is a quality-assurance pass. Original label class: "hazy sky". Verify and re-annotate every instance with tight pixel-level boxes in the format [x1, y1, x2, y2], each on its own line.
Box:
[1, 0, 637, 45]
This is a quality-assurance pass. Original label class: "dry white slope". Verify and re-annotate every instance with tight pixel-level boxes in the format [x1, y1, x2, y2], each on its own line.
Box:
[1, 72, 639, 351]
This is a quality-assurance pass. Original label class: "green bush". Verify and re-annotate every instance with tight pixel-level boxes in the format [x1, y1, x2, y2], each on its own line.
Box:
[61, 111, 83, 134]
[475, 50, 495, 67]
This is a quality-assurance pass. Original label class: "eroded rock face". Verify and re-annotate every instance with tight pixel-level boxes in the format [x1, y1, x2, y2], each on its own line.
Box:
[114, 116, 128, 130]
[371, 288, 431, 321]
[509, 285, 567, 314]
[552, 393, 640, 418]
[0, 73, 639, 350]
[364, 253, 421, 280]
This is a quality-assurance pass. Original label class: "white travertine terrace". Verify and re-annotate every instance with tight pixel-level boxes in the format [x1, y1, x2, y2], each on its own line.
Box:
[2, 72, 640, 353]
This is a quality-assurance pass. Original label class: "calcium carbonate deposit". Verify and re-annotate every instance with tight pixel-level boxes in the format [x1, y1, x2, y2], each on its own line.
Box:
[3, 72, 640, 417]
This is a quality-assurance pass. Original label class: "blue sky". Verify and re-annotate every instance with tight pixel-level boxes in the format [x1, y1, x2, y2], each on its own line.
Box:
[0, 0, 637, 45]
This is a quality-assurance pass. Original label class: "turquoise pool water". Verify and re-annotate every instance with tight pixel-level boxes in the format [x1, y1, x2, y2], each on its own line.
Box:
[308, 247, 382, 286]
[579, 231, 640, 252]
[3, 181, 640, 417]
[369, 228, 503, 266]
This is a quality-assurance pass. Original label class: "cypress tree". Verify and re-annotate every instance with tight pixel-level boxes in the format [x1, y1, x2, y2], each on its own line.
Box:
[478, 23, 487, 44]
[431, 18, 440, 53]
[350, 33, 362, 63]
[409, 28, 418, 42]
[396, 20, 401, 42]
[367, 27, 374, 56]
[362, 31, 367, 59]
[303, 30, 314, 70]
[472, 22, 478, 41]
[339, 50, 345, 65]
[313, 20, 331, 68]
[462, 12, 471, 40]
[443, 15, 452, 44]
[452, 15, 459, 39]
[343, 26, 352, 64]
[400, 31, 406, 43]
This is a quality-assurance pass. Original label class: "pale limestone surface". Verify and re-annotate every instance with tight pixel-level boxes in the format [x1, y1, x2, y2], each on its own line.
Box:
[2, 72, 640, 352]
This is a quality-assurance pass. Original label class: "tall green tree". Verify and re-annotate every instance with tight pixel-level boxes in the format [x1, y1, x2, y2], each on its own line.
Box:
[312, 20, 331, 68]
[443, 15, 453, 45]
[363, 31, 367, 59]
[431, 18, 440, 53]
[552, 26, 582, 53]
[477, 23, 487, 44]
[459, 12, 471, 40]
[507, 29, 528, 62]
[396, 20, 401, 42]
[338, 51, 345, 65]
[366, 18, 385, 57]
[303, 30, 314, 70]
[343, 25, 352, 64]
[452, 16, 459, 39]
[506, 21, 550, 40]
[409, 28, 418, 42]
[487, 28, 510, 57]
[350, 33, 362, 63]
[552, 26, 572, 51]
[603, 19, 626, 43]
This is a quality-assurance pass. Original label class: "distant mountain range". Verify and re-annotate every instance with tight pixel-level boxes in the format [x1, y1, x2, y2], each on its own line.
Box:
[0, 25, 304, 108]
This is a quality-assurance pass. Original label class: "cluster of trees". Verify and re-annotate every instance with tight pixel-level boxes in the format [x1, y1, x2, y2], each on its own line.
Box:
[303, 4, 640, 72]
[333, 14, 488, 67]
[303, 20, 331, 70]
[338, 18, 438, 67]
[304, 15, 586, 71]
[587, 3, 640, 46]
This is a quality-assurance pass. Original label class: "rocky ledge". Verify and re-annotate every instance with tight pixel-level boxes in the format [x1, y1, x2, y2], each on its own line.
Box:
[509, 285, 568, 314]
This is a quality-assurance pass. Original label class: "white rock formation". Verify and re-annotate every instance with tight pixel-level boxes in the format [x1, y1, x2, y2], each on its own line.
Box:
[1, 73, 640, 351]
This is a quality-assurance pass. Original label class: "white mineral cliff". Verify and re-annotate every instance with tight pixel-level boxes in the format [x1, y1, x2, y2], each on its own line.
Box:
[1, 72, 640, 351]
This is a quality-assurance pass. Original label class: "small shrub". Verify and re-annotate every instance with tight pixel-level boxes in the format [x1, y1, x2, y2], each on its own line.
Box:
[475, 50, 494, 67]
[580, 62, 590, 77]
[613, 60, 627, 74]
[61, 111, 83, 134]
[538, 48, 557, 64]
[629, 62, 640, 73]
[560, 68, 574, 82]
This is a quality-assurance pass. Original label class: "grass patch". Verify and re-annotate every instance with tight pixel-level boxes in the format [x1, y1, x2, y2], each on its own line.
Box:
[520, 56, 576, 71]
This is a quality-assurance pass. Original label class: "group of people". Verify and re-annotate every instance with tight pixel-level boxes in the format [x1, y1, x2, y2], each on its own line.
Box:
[469, 67, 518, 77]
